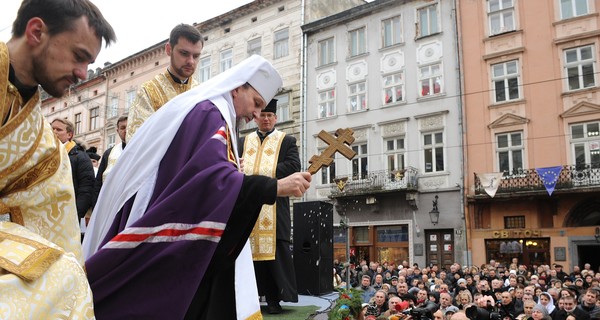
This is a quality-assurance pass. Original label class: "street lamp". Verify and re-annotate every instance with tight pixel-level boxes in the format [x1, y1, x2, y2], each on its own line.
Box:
[429, 195, 440, 225]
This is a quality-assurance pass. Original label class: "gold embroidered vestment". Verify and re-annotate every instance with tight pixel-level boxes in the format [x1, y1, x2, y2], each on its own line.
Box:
[126, 70, 196, 141]
[0, 41, 93, 319]
[242, 130, 285, 261]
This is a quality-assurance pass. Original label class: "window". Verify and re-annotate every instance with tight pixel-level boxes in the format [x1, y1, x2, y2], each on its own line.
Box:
[89, 107, 99, 130]
[348, 82, 367, 112]
[333, 226, 348, 262]
[348, 27, 366, 57]
[383, 72, 404, 105]
[198, 57, 211, 82]
[319, 148, 336, 184]
[107, 96, 118, 118]
[492, 60, 520, 102]
[318, 89, 335, 118]
[74, 113, 82, 135]
[220, 49, 233, 72]
[417, 3, 439, 38]
[382, 15, 402, 47]
[352, 143, 368, 179]
[565, 45, 595, 91]
[318, 37, 335, 66]
[385, 137, 405, 173]
[485, 239, 550, 267]
[419, 63, 442, 97]
[504, 216, 526, 229]
[496, 131, 524, 174]
[488, 0, 515, 35]
[273, 28, 289, 59]
[570, 121, 600, 168]
[354, 226, 370, 243]
[375, 225, 409, 264]
[423, 132, 444, 173]
[126, 90, 136, 109]
[275, 93, 289, 122]
[377, 225, 409, 242]
[107, 133, 116, 149]
[247, 37, 261, 56]
[560, 0, 588, 19]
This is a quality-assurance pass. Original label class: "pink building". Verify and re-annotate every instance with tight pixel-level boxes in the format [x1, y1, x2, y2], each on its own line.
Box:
[459, 0, 600, 271]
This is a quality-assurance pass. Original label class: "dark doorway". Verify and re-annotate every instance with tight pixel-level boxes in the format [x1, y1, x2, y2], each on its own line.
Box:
[425, 229, 455, 271]
[578, 244, 600, 271]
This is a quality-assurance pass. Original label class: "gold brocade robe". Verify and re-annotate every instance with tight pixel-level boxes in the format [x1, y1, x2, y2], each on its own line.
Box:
[126, 70, 197, 142]
[242, 130, 285, 261]
[0, 42, 94, 319]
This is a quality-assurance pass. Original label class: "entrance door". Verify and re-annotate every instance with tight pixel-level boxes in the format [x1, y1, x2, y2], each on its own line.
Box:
[425, 229, 455, 270]
[578, 244, 600, 271]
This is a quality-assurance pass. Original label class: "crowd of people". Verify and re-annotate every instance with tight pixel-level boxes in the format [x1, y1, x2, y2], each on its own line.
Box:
[333, 259, 600, 320]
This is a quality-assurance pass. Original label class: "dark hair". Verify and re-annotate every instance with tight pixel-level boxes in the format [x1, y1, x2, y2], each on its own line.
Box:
[116, 115, 128, 127]
[169, 23, 203, 48]
[12, 0, 116, 47]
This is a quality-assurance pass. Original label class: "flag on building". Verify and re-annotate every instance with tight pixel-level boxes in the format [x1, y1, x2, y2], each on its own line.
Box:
[477, 172, 504, 198]
[536, 166, 563, 196]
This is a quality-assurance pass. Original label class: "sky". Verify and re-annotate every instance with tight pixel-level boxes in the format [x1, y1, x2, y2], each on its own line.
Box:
[0, 0, 252, 70]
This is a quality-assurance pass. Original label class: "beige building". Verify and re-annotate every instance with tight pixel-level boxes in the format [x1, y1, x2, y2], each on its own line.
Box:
[459, 0, 600, 271]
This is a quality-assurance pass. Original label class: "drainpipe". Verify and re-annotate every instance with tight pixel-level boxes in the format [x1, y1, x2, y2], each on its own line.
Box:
[300, 0, 308, 201]
[452, 0, 471, 266]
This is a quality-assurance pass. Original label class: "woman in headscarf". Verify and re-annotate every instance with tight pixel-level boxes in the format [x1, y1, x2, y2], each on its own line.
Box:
[537, 292, 556, 317]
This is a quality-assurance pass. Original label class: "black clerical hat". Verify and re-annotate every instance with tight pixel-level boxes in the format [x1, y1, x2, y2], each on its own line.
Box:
[263, 99, 277, 114]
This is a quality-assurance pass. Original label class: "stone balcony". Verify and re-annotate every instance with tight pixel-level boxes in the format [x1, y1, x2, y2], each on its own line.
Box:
[328, 166, 419, 199]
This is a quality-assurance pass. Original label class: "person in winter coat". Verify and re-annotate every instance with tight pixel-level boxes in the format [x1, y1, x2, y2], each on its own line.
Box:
[51, 118, 95, 219]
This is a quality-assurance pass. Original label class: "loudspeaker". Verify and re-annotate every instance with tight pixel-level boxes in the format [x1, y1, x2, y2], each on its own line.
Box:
[293, 201, 333, 295]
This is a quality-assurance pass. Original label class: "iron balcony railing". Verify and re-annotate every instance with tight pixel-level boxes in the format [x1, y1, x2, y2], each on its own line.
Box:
[329, 166, 419, 197]
[474, 164, 600, 195]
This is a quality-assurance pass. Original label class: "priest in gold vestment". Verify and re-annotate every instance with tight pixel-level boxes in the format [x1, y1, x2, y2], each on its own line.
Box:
[0, 0, 115, 318]
[238, 99, 301, 314]
[126, 24, 203, 142]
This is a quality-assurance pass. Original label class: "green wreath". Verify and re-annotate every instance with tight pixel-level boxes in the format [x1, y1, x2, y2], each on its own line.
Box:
[328, 288, 364, 320]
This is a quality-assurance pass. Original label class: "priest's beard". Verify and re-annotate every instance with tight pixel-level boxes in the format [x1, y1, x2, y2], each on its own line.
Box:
[33, 45, 74, 98]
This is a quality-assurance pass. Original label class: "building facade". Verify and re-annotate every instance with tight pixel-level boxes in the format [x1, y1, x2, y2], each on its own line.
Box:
[458, 0, 600, 271]
[41, 70, 108, 152]
[302, 0, 466, 269]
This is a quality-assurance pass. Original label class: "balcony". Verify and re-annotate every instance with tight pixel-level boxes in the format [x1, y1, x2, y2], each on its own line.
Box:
[329, 166, 419, 198]
[473, 164, 600, 197]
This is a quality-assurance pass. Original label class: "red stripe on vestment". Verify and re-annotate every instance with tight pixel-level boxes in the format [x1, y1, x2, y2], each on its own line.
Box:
[214, 128, 227, 139]
[111, 226, 224, 243]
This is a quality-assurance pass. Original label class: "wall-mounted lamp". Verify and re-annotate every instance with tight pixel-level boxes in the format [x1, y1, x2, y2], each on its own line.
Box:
[595, 227, 600, 243]
[429, 195, 440, 226]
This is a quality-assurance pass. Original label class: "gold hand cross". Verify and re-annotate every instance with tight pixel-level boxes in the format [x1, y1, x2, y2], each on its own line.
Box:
[307, 128, 357, 175]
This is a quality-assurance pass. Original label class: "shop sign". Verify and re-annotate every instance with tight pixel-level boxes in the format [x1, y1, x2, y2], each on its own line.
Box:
[492, 229, 541, 238]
